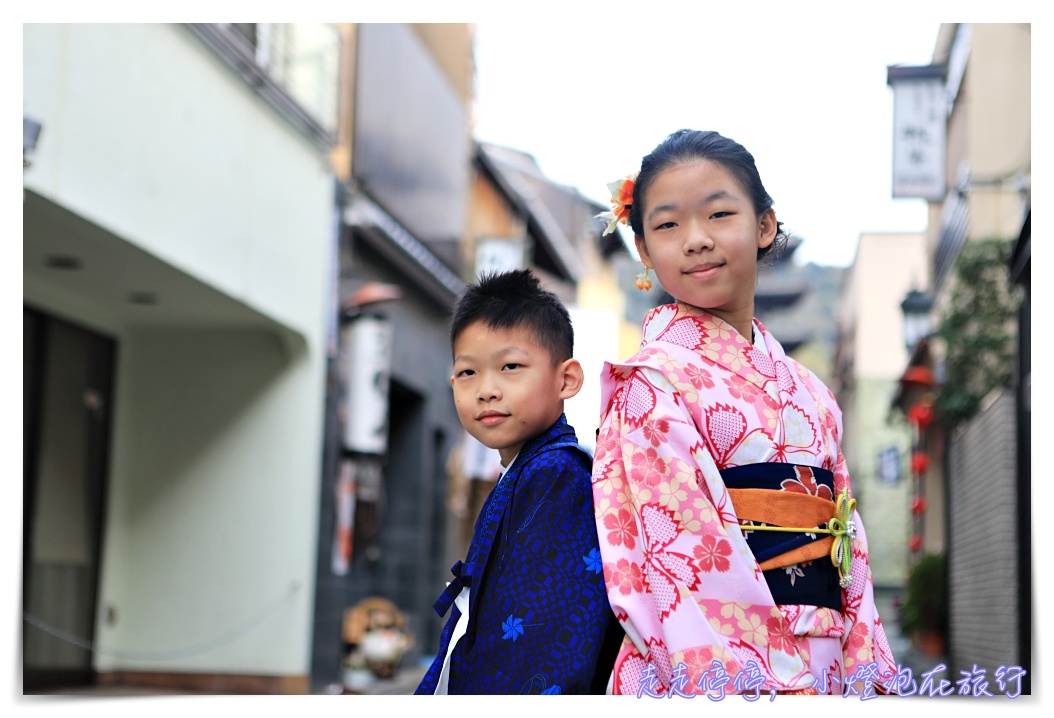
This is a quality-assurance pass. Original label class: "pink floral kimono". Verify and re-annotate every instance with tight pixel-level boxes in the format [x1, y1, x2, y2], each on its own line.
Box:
[592, 303, 896, 696]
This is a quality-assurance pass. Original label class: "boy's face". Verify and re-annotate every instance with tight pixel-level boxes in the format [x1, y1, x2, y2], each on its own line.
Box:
[451, 320, 582, 467]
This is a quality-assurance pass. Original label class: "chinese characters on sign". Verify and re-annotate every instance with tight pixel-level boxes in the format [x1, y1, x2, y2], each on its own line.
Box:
[630, 660, 1027, 700]
[888, 65, 947, 201]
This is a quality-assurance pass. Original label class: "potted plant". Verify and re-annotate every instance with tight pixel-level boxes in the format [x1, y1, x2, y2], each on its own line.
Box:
[898, 552, 948, 658]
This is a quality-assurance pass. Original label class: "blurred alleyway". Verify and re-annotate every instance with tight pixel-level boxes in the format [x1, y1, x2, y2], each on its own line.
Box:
[31, 634, 945, 697]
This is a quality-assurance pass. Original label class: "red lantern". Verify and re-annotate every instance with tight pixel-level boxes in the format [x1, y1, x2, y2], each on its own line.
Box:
[911, 452, 929, 474]
[907, 402, 934, 429]
[909, 534, 923, 552]
[901, 366, 936, 389]
[911, 496, 928, 514]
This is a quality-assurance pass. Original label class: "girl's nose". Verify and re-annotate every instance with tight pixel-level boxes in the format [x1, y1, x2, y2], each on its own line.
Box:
[683, 219, 714, 254]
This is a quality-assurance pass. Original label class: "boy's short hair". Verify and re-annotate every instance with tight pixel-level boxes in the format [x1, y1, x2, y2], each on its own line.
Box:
[450, 269, 573, 364]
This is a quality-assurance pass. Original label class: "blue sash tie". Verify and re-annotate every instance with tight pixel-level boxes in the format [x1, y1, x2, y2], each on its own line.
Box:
[434, 560, 474, 616]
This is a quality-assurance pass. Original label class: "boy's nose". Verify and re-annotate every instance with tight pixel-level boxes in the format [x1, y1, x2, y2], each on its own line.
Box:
[476, 378, 500, 401]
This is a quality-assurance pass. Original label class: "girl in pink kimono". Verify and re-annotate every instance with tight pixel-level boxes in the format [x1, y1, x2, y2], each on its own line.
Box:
[592, 129, 897, 697]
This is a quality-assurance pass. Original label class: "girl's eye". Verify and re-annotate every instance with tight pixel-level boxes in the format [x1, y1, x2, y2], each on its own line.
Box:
[655, 221, 677, 230]
[503, 363, 521, 371]
[456, 369, 475, 378]
[711, 211, 732, 219]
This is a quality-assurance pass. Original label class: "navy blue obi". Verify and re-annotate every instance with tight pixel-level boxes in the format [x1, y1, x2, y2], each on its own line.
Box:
[720, 463, 843, 611]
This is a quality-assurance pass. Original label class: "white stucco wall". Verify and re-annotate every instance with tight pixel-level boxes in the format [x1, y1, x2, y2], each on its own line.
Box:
[23, 23, 333, 677]
[23, 24, 333, 332]
[100, 328, 322, 674]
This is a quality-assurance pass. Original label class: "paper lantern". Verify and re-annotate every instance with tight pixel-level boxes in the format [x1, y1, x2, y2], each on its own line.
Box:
[907, 402, 934, 429]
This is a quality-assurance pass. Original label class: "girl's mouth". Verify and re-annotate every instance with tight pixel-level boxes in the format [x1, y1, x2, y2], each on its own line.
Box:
[684, 262, 722, 279]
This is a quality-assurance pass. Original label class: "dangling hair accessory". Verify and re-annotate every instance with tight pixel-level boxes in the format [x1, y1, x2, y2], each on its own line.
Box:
[634, 268, 653, 291]
[597, 172, 650, 290]
[596, 172, 637, 237]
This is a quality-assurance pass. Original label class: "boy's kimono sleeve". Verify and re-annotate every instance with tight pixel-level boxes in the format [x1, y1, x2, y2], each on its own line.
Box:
[444, 445, 618, 694]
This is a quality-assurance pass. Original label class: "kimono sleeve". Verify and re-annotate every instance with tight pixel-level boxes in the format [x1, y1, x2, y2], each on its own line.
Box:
[461, 445, 615, 694]
[591, 365, 750, 657]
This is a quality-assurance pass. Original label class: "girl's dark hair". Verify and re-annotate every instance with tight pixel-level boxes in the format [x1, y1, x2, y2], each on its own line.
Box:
[450, 269, 573, 364]
[628, 129, 788, 261]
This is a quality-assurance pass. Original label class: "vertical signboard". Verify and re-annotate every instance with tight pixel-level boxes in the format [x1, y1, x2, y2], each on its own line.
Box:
[341, 314, 393, 455]
[888, 64, 947, 201]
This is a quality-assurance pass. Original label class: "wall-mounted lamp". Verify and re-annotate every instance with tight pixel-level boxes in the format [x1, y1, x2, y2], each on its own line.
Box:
[900, 289, 933, 353]
[24, 116, 43, 170]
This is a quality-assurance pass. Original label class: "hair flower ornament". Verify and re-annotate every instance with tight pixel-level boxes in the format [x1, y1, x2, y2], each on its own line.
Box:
[596, 172, 637, 237]
[597, 171, 652, 291]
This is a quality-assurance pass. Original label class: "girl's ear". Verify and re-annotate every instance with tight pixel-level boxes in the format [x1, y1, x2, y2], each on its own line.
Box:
[635, 235, 654, 269]
[558, 358, 584, 400]
[758, 208, 777, 250]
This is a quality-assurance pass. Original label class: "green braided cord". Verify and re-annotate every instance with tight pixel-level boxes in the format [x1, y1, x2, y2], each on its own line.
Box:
[734, 489, 858, 588]
[828, 489, 857, 588]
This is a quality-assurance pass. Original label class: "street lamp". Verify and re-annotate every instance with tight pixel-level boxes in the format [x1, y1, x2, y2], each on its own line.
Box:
[900, 289, 933, 352]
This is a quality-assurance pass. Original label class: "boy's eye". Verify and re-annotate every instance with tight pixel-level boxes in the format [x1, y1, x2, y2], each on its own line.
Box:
[456, 368, 475, 378]
[503, 363, 521, 371]
[711, 211, 732, 219]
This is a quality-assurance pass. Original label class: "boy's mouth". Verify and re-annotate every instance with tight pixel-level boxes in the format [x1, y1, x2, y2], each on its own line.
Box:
[477, 410, 508, 426]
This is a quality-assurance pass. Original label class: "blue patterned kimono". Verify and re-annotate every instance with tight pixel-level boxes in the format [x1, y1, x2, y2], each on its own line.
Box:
[416, 415, 622, 694]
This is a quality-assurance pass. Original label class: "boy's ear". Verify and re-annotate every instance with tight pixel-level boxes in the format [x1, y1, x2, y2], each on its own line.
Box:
[558, 358, 584, 400]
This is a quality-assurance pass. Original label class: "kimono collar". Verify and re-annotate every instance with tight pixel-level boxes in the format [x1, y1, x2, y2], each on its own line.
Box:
[640, 303, 787, 396]
[432, 413, 580, 620]
[503, 413, 577, 477]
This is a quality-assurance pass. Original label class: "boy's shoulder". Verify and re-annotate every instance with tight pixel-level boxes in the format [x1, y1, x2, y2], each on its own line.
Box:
[514, 417, 590, 472]
[532, 415, 586, 448]
[508, 424, 592, 508]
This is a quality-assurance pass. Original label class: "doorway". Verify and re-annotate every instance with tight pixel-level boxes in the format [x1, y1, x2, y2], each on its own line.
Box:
[23, 307, 116, 692]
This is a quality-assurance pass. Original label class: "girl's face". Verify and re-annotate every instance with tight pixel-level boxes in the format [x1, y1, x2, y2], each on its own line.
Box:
[635, 158, 776, 339]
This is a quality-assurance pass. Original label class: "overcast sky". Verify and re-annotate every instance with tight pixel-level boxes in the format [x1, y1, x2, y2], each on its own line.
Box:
[470, 14, 949, 268]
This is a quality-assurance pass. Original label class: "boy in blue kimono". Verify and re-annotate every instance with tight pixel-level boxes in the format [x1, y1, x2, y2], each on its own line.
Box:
[416, 269, 621, 695]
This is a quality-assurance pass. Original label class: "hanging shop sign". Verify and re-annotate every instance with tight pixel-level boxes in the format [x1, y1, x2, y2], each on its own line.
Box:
[887, 64, 947, 201]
